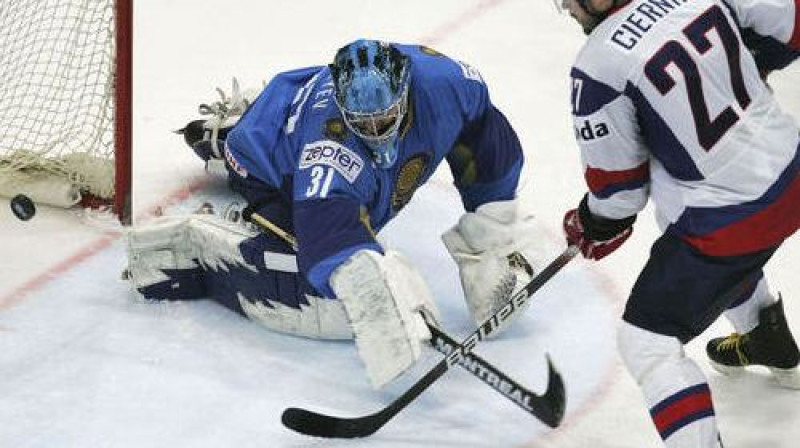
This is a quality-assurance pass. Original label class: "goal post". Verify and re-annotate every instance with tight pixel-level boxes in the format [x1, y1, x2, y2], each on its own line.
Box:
[115, 0, 132, 224]
[0, 0, 132, 223]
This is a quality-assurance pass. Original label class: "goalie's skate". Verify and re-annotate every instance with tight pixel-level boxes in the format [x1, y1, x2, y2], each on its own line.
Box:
[707, 298, 800, 389]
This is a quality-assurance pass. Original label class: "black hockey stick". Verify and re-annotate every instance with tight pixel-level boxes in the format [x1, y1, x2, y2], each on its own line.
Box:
[426, 320, 566, 427]
[281, 245, 579, 438]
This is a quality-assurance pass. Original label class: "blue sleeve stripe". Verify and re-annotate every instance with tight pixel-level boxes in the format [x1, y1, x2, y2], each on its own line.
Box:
[593, 178, 649, 199]
[570, 68, 622, 116]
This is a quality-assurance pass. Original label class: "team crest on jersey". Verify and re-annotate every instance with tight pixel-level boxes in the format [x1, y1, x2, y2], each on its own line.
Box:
[323, 118, 347, 143]
[419, 46, 444, 57]
[299, 140, 364, 183]
[392, 153, 430, 211]
[224, 145, 248, 178]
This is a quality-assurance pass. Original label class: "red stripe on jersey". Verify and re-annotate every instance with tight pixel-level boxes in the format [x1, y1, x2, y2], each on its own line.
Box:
[585, 162, 649, 195]
[684, 170, 800, 256]
[791, 0, 800, 50]
[652, 389, 713, 435]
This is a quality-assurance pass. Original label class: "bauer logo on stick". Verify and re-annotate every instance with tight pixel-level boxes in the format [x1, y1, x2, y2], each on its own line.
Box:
[10, 194, 36, 221]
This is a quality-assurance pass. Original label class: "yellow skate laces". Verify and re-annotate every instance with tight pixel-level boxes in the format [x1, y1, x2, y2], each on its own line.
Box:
[716, 333, 751, 366]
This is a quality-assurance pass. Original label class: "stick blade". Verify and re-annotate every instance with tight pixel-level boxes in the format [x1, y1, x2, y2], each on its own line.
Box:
[281, 407, 380, 438]
[535, 355, 567, 428]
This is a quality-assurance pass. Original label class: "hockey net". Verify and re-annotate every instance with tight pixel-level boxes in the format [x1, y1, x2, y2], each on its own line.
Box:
[0, 0, 131, 222]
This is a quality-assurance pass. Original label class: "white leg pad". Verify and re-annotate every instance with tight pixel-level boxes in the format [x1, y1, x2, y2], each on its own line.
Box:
[331, 249, 440, 389]
[618, 322, 722, 447]
[240, 293, 352, 340]
[126, 214, 256, 291]
[127, 214, 352, 340]
[442, 200, 538, 335]
[126, 215, 204, 291]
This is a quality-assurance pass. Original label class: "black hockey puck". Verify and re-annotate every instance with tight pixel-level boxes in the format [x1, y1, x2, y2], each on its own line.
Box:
[10, 194, 36, 221]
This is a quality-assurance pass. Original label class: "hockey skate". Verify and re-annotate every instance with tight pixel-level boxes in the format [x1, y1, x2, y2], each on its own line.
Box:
[707, 298, 800, 389]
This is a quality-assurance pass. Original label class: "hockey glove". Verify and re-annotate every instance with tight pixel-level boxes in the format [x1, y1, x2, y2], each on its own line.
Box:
[179, 78, 261, 162]
[442, 200, 538, 336]
[563, 195, 635, 260]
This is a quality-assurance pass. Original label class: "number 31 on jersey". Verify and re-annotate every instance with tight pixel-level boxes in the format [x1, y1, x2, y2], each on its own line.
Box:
[305, 166, 335, 198]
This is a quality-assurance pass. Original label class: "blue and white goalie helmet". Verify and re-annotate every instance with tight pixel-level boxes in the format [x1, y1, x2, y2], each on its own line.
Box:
[330, 39, 411, 169]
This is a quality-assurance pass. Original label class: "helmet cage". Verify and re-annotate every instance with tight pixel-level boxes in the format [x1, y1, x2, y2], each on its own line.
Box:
[335, 80, 409, 148]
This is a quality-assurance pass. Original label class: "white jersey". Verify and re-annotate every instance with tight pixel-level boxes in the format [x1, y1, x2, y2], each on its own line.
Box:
[571, 0, 800, 256]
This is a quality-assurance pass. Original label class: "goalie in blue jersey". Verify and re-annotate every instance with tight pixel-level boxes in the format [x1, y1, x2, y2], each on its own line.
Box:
[126, 39, 539, 388]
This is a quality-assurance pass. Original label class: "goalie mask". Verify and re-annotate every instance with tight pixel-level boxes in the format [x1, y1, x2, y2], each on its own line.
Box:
[330, 39, 411, 169]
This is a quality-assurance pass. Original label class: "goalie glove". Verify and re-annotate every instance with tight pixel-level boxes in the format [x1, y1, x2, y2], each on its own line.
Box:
[442, 200, 537, 337]
[178, 78, 262, 164]
[563, 194, 635, 260]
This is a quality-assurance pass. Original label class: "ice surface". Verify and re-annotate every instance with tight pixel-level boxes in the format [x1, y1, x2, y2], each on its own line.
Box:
[1, 1, 799, 447]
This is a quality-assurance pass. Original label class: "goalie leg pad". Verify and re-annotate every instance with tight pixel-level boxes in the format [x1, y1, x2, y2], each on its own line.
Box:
[126, 214, 351, 339]
[331, 250, 440, 389]
[442, 200, 538, 335]
[126, 215, 212, 301]
[618, 322, 722, 447]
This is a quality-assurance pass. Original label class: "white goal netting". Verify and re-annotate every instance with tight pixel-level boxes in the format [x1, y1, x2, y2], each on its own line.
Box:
[0, 0, 117, 207]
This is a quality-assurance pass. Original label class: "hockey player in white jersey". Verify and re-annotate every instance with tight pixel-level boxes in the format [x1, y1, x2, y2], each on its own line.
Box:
[557, 0, 800, 446]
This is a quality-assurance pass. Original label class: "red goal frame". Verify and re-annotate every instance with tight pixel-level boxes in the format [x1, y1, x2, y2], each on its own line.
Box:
[115, 0, 133, 225]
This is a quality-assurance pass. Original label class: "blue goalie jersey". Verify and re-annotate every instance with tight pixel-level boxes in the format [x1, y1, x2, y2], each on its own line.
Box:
[223, 44, 524, 298]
